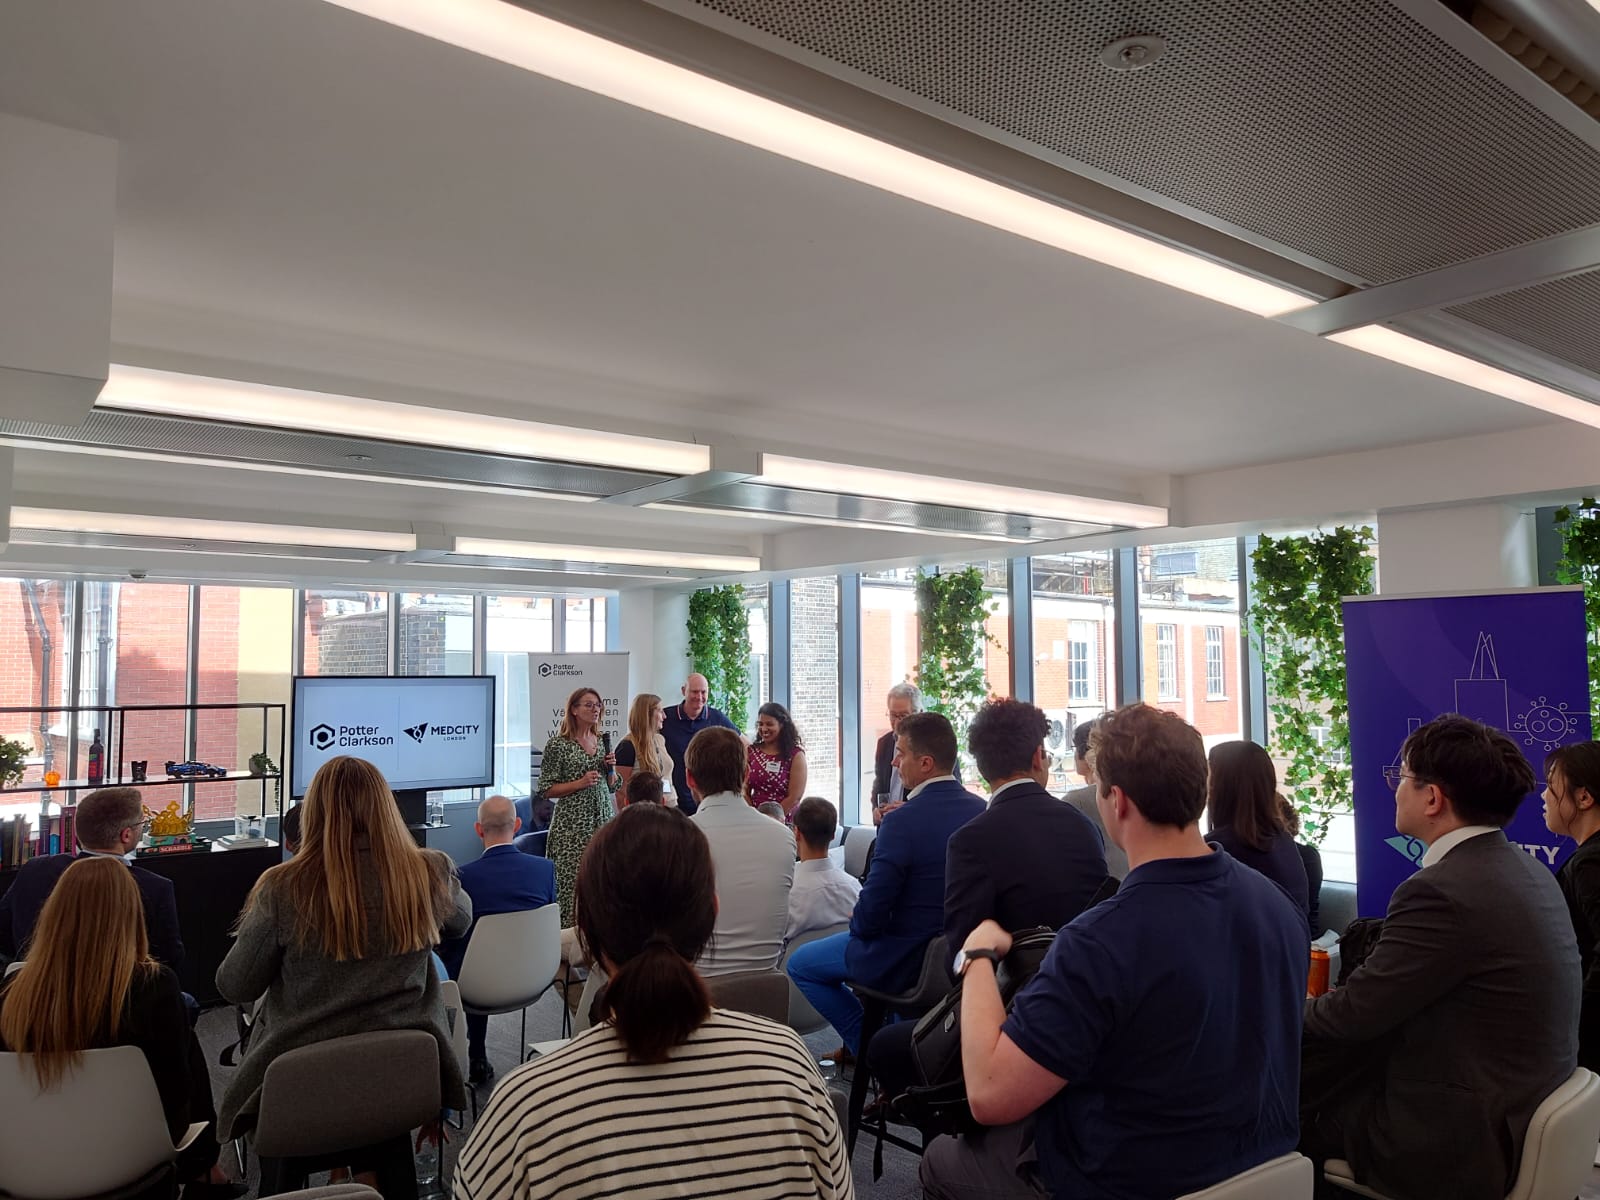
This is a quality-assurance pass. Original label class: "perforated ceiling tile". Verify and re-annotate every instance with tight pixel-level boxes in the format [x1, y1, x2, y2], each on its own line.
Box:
[1448, 270, 1600, 379]
[680, 0, 1600, 284]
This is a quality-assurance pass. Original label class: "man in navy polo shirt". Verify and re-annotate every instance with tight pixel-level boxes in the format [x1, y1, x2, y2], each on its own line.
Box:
[922, 703, 1307, 1199]
[660, 672, 736, 814]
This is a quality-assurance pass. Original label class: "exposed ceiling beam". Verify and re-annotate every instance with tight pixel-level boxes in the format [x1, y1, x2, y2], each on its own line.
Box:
[1277, 224, 1600, 335]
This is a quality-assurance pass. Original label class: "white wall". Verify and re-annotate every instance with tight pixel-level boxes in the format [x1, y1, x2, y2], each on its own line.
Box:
[1377, 503, 1537, 595]
[650, 588, 692, 699]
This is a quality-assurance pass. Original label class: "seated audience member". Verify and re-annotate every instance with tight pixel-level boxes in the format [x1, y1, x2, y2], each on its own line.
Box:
[0, 858, 242, 1197]
[1545, 740, 1600, 1071]
[1064, 717, 1127, 880]
[757, 800, 787, 822]
[437, 794, 557, 1087]
[454, 804, 852, 1199]
[279, 803, 303, 856]
[217, 756, 471, 1199]
[686, 727, 795, 975]
[871, 699, 1110, 1107]
[0, 786, 183, 969]
[1303, 716, 1580, 1200]
[923, 703, 1307, 1200]
[787, 712, 984, 1061]
[620, 769, 666, 808]
[1280, 794, 1324, 932]
[1205, 740, 1310, 922]
[786, 797, 861, 945]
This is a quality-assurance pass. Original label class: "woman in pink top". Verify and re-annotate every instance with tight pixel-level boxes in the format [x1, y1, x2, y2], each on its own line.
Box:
[745, 702, 808, 819]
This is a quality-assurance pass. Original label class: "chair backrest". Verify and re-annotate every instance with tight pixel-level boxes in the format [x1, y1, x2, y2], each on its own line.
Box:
[1175, 1152, 1313, 1200]
[1320, 881, 1358, 937]
[1506, 1066, 1600, 1200]
[781, 923, 849, 1034]
[458, 902, 561, 1011]
[842, 825, 877, 879]
[438, 979, 469, 1074]
[903, 936, 953, 1008]
[3, 960, 23, 978]
[574, 968, 606, 1033]
[513, 829, 548, 858]
[706, 970, 791, 1023]
[254, 1029, 441, 1159]
[0, 1046, 183, 1198]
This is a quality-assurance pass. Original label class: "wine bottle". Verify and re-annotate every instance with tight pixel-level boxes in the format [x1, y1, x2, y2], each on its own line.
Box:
[87, 729, 104, 787]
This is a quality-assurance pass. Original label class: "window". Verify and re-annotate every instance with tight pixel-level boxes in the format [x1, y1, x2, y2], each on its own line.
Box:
[1067, 621, 1096, 702]
[1205, 625, 1226, 699]
[1031, 552, 1114, 790]
[487, 596, 555, 799]
[302, 591, 388, 675]
[563, 596, 608, 652]
[0, 579, 75, 802]
[744, 582, 772, 721]
[791, 575, 841, 815]
[1153, 550, 1198, 578]
[859, 569, 919, 810]
[398, 593, 473, 676]
[1156, 624, 1178, 700]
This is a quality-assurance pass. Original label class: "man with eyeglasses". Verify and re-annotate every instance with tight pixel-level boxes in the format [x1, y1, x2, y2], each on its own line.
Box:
[1300, 715, 1578, 1200]
[870, 683, 921, 825]
[0, 786, 184, 968]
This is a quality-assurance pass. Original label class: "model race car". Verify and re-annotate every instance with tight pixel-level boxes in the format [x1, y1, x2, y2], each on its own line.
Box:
[165, 760, 229, 779]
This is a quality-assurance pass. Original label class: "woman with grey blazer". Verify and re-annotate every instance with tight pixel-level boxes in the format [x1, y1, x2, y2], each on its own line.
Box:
[217, 756, 471, 1191]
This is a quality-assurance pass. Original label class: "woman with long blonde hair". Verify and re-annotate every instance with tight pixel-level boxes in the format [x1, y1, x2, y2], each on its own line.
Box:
[616, 692, 674, 805]
[216, 755, 470, 1196]
[540, 686, 618, 925]
[0, 857, 237, 1194]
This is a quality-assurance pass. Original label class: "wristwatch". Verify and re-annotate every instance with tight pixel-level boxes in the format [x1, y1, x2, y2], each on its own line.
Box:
[953, 947, 1002, 978]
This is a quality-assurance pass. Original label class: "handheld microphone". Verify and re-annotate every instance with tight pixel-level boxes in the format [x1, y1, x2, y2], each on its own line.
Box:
[599, 731, 615, 785]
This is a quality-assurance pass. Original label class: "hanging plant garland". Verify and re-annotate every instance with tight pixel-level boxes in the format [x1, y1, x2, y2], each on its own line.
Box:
[686, 588, 725, 710]
[686, 585, 751, 730]
[1247, 526, 1376, 843]
[1553, 497, 1600, 726]
[915, 566, 996, 750]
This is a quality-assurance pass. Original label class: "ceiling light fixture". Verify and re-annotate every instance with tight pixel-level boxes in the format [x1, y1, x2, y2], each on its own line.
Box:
[320, 0, 1310, 318]
[96, 365, 713, 476]
[452, 536, 759, 573]
[750, 455, 1168, 527]
[650, 502, 1041, 543]
[1325, 326, 1600, 428]
[10, 508, 418, 552]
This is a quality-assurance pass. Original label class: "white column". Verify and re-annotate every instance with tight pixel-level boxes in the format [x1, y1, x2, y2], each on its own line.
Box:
[650, 588, 692, 697]
[0, 114, 117, 421]
[614, 587, 659, 698]
[1377, 503, 1537, 595]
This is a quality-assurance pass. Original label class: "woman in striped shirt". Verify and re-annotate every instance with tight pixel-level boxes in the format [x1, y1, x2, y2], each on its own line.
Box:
[455, 803, 854, 1200]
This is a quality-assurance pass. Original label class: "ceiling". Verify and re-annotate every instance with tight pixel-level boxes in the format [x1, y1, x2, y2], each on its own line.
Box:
[0, 0, 1597, 589]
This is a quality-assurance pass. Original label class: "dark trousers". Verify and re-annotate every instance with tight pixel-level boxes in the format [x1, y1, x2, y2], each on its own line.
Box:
[866, 1020, 919, 1106]
[257, 1136, 417, 1199]
[1298, 1033, 1391, 1198]
[467, 1013, 489, 1063]
[179, 1028, 222, 1182]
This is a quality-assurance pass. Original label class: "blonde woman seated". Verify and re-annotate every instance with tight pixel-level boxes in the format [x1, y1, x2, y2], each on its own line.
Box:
[0, 857, 242, 1198]
[216, 756, 470, 1199]
[457, 803, 854, 1200]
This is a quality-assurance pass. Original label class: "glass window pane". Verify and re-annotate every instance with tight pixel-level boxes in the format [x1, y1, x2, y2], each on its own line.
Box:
[398, 593, 474, 676]
[790, 576, 841, 816]
[1137, 540, 1243, 748]
[302, 591, 388, 676]
[859, 569, 919, 813]
[1031, 552, 1115, 790]
[194, 587, 294, 824]
[94, 583, 190, 789]
[0, 579, 76, 801]
[487, 596, 555, 800]
[743, 583, 771, 720]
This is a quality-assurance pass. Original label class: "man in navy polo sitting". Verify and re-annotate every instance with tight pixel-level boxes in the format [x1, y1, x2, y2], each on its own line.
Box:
[438, 793, 556, 1087]
[922, 703, 1307, 1199]
[786, 712, 984, 1063]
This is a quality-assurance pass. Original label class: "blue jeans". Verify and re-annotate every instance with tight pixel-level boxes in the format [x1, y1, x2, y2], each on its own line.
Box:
[786, 930, 862, 1054]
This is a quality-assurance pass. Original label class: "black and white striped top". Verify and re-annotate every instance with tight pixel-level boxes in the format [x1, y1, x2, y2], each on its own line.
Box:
[453, 1008, 854, 1200]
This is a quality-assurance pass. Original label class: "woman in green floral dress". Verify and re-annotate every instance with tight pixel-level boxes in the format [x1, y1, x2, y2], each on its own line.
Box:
[541, 687, 618, 925]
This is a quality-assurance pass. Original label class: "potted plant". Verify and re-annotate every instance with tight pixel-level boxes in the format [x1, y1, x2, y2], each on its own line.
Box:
[0, 736, 28, 789]
[248, 752, 278, 778]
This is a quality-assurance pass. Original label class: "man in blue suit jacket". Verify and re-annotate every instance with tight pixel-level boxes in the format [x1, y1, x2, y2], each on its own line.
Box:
[787, 712, 985, 1058]
[0, 787, 183, 968]
[437, 794, 556, 1085]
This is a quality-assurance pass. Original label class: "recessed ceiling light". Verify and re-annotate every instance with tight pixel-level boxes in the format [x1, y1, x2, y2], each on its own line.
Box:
[651, 502, 1040, 543]
[452, 536, 759, 573]
[321, 0, 1310, 318]
[96, 365, 713, 476]
[9, 508, 418, 552]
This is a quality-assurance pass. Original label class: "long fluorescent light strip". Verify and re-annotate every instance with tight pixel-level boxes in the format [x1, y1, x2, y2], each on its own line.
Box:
[453, 536, 758, 573]
[96, 365, 712, 477]
[1326, 327, 1600, 429]
[652, 502, 1038, 543]
[10, 508, 418, 552]
[321, 0, 1309, 318]
[754, 455, 1168, 527]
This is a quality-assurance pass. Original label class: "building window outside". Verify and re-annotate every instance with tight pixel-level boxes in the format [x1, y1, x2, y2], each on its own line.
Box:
[563, 596, 608, 653]
[1030, 552, 1115, 790]
[301, 591, 389, 676]
[859, 569, 918, 810]
[487, 596, 555, 800]
[0, 579, 76, 799]
[398, 593, 473, 676]
[1067, 624, 1094, 702]
[1205, 625, 1226, 699]
[790, 575, 841, 817]
[1156, 625, 1178, 701]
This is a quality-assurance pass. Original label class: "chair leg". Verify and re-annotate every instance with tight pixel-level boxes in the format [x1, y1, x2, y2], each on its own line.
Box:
[847, 998, 887, 1157]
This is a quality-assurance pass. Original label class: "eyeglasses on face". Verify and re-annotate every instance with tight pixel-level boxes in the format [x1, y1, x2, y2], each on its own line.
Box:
[1381, 766, 1426, 791]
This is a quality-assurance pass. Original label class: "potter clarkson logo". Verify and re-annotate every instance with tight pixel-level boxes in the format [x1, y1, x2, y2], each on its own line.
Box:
[538, 662, 554, 677]
[309, 724, 336, 751]
[404, 723, 429, 744]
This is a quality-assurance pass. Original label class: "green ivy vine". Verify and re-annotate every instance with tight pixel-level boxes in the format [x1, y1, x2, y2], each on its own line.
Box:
[686, 585, 751, 731]
[1248, 527, 1376, 842]
[1553, 497, 1600, 724]
[915, 567, 996, 749]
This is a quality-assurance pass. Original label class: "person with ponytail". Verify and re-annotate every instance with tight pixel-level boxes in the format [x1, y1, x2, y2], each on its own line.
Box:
[216, 755, 471, 1197]
[455, 803, 854, 1200]
[0, 857, 241, 1197]
[1544, 740, 1600, 1071]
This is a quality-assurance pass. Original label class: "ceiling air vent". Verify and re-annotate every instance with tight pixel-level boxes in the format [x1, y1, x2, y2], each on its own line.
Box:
[1471, 4, 1600, 119]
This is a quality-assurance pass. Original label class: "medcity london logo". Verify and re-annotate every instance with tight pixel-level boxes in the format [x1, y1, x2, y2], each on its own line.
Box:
[404, 723, 429, 743]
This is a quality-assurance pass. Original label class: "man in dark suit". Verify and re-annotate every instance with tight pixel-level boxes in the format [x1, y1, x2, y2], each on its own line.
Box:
[438, 793, 557, 1086]
[0, 786, 183, 968]
[787, 712, 985, 1060]
[870, 683, 921, 825]
[1302, 715, 1580, 1200]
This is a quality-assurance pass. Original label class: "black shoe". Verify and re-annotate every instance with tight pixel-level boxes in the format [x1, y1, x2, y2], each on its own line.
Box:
[469, 1057, 495, 1087]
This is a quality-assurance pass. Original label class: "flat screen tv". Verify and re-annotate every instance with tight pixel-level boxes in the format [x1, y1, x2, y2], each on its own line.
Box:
[291, 674, 496, 800]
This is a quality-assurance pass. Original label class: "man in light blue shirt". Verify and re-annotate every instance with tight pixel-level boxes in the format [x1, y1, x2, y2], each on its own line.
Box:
[786, 797, 860, 945]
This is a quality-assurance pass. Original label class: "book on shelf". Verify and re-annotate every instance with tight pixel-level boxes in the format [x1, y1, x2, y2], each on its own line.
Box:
[1, 816, 34, 868]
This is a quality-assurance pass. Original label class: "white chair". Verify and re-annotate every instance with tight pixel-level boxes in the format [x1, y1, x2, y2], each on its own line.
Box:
[782, 922, 849, 1035]
[0, 1046, 207, 1199]
[842, 825, 877, 879]
[457, 903, 562, 1058]
[438, 979, 469, 1077]
[1324, 1067, 1600, 1200]
[1176, 1152, 1313, 1199]
[4, 960, 22, 977]
[527, 967, 605, 1061]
